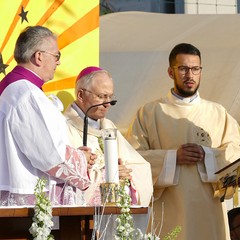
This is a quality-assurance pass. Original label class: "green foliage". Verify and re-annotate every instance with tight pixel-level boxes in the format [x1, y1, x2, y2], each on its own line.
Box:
[163, 226, 182, 240]
[115, 179, 181, 240]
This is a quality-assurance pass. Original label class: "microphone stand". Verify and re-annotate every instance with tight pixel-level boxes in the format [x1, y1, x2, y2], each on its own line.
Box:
[83, 100, 117, 146]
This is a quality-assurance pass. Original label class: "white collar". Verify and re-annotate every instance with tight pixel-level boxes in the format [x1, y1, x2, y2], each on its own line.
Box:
[170, 88, 199, 104]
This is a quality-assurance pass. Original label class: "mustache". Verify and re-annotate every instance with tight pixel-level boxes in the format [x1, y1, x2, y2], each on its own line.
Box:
[183, 79, 195, 84]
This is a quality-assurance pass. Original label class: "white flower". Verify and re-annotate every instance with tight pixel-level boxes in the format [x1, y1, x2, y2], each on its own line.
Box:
[114, 179, 181, 240]
[29, 178, 55, 240]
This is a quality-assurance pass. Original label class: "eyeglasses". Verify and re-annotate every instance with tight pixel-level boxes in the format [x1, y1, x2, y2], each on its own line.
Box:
[40, 50, 61, 61]
[173, 66, 202, 75]
[81, 88, 116, 101]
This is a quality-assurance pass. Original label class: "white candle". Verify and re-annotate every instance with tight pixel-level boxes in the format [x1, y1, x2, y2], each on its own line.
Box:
[103, 129, 119, 183]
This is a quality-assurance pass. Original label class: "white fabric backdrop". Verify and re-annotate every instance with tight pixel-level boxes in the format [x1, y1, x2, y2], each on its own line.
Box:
[100, 12, 240, 133]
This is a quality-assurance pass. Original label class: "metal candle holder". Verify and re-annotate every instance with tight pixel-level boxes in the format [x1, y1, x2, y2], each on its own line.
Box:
[100, 182, 119, 205]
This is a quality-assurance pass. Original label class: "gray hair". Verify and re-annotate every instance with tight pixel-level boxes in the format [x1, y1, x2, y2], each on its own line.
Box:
[14, 26, 56, 63]
[75, 69, 112, 97]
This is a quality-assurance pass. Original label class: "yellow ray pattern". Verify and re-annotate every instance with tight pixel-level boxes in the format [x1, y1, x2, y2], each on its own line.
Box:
[0, 0, 99, 110]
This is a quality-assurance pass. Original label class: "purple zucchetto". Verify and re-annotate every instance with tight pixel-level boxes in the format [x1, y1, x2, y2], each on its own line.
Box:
[76, 66, 103, 82]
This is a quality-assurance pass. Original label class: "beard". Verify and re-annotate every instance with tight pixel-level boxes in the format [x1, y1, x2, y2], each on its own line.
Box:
[175, 81, 200, 98]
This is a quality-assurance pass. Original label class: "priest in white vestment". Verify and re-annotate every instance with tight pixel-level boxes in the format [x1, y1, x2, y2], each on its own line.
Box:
[126, 43, 240, 240]
[64, 66, 153, 238]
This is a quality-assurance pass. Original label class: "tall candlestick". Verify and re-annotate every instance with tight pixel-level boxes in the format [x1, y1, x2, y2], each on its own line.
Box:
[102, 128, 119, 183]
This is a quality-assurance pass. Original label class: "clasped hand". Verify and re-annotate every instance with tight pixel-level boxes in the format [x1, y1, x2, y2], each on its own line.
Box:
[78, 148, 133, 179]
[78, 146, 96, 169]
[177, 143, 205, 165]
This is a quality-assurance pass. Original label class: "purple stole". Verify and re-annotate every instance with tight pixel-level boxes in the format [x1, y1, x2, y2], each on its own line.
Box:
[0, 66, 44, 95]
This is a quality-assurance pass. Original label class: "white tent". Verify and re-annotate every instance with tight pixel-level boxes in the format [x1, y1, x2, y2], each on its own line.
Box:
[100, 12, 240, 133]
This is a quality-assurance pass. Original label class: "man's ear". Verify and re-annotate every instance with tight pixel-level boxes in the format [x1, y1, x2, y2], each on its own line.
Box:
[168, 67, 174, 79]
[33, 51, 42, 66]
[77, 89, 84, 102]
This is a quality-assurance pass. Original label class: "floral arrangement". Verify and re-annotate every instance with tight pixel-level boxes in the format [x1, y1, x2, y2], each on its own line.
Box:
[115, 179, 135, 239]
[29, 176, 181, 240]
[29, 178, 55, 240]
[114, 179, 181, 240]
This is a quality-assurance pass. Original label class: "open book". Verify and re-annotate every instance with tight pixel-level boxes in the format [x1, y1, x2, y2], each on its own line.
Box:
[215, 158, 240, 178]
[214, 158, 240, 202]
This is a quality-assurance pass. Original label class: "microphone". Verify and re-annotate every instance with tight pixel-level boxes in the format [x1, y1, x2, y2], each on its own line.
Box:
[83, 100, 117, 146]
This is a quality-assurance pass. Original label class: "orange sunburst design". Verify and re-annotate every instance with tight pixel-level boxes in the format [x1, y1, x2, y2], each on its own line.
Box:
[1, 0, 30, 64]
[42, 5, 99, 93]
[0, 0, 99, 110]
[5, 0, 65, 65]
[36, 0, 65, 26]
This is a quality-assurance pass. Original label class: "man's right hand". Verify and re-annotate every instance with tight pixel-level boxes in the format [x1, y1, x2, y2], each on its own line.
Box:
[177, 143, 205, 165]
